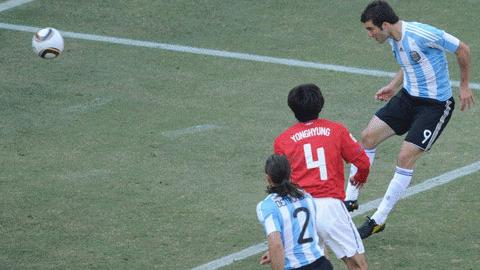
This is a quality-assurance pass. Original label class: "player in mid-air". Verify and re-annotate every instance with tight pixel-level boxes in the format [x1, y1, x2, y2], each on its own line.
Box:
[344, 0, 475, 239]
[257, 154, 333, 270]
[274, 83, 370, 270]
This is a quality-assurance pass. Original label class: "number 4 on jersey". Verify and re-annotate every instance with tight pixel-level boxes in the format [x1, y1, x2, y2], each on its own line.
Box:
[303, 144, 328, 181]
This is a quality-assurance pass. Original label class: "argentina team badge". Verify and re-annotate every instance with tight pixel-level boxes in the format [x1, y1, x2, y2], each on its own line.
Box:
[410, 51, 421, 62]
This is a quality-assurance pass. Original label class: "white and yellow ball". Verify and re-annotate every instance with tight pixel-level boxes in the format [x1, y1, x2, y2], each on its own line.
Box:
[32, 27, 64, 59]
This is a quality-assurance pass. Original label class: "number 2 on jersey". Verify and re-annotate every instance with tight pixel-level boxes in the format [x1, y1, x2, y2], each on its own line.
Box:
[303, 144, 328, 181]
[293, 207, 313, 244]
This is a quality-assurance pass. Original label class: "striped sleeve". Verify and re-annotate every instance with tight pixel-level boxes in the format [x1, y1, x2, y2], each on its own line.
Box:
[256, 199, 281, 236]
[441, 32, 460, 53]
[408, 22, 459, 53]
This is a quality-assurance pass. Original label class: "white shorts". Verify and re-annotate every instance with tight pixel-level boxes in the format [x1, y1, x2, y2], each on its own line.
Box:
[314, 198, 365, 259]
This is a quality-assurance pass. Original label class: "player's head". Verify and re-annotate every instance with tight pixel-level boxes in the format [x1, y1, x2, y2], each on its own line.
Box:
[288, 83, 324, 123]
[361, 1, 399, 27]
[361, 1, 399, 43]
[265, 154, 304, 199]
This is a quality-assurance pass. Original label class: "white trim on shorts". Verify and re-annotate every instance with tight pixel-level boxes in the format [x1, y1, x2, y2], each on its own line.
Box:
[424, 99, 453, 151]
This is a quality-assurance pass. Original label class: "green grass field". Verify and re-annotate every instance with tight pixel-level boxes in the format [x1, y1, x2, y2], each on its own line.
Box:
[1, 1, 479, 269]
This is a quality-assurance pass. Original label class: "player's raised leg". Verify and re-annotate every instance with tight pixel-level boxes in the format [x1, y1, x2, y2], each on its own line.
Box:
[358, 141, 423, 239]
[345, 115, 395, 211]
[358, 94, 455, 239]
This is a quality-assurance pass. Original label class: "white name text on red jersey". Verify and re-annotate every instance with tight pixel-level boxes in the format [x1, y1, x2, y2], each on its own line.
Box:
[290, 127, 331, 142]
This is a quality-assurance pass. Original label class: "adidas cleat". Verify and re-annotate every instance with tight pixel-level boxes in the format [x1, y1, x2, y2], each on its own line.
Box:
[358, 216, 385, 239]
[344, 200, 359, 212]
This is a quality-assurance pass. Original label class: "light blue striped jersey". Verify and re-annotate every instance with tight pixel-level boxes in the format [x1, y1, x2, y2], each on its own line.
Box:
[256, 192, 324, 270]
[389, 21, 460, 101]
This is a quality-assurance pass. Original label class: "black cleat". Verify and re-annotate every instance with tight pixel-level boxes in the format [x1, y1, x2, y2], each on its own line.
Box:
[344, 200, 359, 212]
[358, 216, 385, 239]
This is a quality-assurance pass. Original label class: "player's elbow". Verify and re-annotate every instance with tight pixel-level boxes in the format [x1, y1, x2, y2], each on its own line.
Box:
[270, 241, 283, 252]
[462, 42, 470, 54]
[457, 42, 470, 58]
[355, 153, 371, 171]
[268, 232, 284, 259]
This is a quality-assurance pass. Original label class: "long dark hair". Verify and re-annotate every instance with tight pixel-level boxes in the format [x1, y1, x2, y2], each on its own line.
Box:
[265, 154, 304, 199]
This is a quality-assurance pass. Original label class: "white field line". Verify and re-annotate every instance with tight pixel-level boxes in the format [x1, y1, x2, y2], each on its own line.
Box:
[191, 160, 480, 270]
[0, 22, 479, 90]
[162, 124, 220, 139]
[0, 0, 35, 12]
[62, 97, 113, 114]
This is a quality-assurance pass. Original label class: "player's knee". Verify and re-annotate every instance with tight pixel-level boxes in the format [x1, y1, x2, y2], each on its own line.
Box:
[354, 256, 368, 270]
[358, 259, 368, 270]
[360, 129, 377, 149]
[344, 254, 368, 270]
[396, 151, 416, 168]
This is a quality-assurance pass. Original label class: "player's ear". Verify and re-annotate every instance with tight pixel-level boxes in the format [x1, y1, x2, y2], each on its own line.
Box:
[265, 175, 274, 186]
[381, 21, 388, 31]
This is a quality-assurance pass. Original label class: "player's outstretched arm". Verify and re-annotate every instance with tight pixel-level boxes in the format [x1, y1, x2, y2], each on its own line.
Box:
[375, 69, 403, 101]
[456, 41, 475, 111]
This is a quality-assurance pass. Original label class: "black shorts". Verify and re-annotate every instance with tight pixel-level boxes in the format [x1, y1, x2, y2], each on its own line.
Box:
[375, 88, 455, 151]
[293, 256, 333, 270]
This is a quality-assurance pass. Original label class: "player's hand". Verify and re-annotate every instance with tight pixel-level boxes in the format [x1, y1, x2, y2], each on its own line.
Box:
[350, 176, 364, 189]
[259, 251, 271, 265]
[350, 167, 369, 188]
[459, 86, 475, 111]
[375, 85, 396, 101]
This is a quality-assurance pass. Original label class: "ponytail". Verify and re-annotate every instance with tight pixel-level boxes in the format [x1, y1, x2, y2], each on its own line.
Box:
[266, 180, 304, 199]
[265, 155, 304, 199]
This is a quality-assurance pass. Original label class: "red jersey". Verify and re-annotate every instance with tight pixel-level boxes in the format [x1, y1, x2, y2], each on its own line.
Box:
[274, 118, 369, 200]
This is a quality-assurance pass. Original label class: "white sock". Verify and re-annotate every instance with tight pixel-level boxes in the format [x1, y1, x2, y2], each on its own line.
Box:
[371, 166, 414, 224]
[345, 148, 376, 201]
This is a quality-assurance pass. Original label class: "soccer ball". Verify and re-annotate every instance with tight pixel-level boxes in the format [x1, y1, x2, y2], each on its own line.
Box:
[32, 27, 64, 59]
